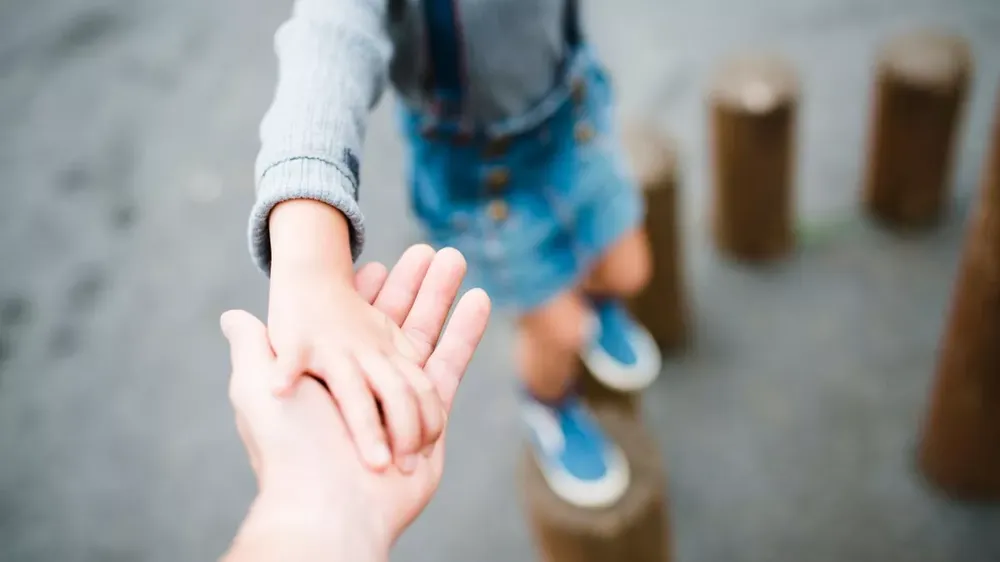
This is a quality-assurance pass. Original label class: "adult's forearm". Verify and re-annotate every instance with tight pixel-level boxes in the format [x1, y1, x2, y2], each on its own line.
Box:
[223, 492, 390, 562]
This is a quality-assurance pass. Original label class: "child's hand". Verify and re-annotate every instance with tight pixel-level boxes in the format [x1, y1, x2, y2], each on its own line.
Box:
[268, 242, 446, 474]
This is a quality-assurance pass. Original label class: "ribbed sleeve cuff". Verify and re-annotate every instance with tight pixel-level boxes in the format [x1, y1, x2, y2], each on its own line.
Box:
[249, 157, 366, 275]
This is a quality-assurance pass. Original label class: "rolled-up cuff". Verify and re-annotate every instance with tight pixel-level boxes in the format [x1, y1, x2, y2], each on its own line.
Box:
[249, 157, 366, 275]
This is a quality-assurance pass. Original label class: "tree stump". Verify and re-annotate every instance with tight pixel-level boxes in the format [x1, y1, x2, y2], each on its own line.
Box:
[708, 53, 798, 262]
[621, 123, 690, 353]
[578, 360, 641, 418]
[917, 90, 1000, 501]
[520, 407, 672, 562]
[863, 30, 972, 229]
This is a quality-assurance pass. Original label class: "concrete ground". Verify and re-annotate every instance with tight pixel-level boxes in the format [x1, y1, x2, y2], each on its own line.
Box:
[2, 0, 1000, 560]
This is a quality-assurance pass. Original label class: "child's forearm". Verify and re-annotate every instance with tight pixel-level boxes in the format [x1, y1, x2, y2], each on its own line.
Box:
[270, 200, 355, 282]
[251, 0, 392, 274]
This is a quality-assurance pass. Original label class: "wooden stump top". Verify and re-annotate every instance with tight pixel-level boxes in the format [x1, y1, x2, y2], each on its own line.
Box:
[878, 30, 971, 89]
[709, 54, 799, 114]
[521, 407, 666, 537]
[620, 122, 678, 191]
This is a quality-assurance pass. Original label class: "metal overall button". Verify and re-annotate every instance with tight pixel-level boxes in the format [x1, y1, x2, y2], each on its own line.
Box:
[487, 199, 510, 222]
[485, 167, 510, 194]
[574, 121, 596, 144]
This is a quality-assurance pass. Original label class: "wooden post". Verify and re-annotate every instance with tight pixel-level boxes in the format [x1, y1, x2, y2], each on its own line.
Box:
[708, 53, 798, 262]
[917, 90, 1000, 501]
[863, 30, 972, 229]
[621, 123, 690, 353]
[520, 407, 672, 562]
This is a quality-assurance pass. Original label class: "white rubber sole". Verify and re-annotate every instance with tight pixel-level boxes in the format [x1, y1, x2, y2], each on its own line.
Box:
[534, 445, 631, 509]
[581, 312, 663, 392]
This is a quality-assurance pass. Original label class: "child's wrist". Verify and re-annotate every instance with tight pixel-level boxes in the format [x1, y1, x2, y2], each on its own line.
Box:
[269, 199, 355, 282]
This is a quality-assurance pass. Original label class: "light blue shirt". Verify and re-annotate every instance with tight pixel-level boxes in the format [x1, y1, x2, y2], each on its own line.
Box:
[251, 0, 580, 271]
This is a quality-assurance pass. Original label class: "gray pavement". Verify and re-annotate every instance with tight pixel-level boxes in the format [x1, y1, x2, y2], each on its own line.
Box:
[2, 0, 1000, 560]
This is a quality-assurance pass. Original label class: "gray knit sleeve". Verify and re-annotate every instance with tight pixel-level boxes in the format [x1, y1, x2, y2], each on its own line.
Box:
[250, 0, 392, 273]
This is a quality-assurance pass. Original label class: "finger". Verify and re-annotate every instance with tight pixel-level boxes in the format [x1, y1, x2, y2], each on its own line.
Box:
[424, 288, 491, 412]
[373, 244, 436, 325]
[391, 353, 445, 456]
[220, 310, 275, 373]
[355, 261, 389, 304]
[222, 310, 279, 407]
[320, 354, 393, 471]
[400, 247, 468, 366]
[358, 351, 423, 472]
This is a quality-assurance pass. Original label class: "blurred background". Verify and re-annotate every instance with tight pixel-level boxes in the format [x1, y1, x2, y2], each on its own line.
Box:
[2, 0, 1000, 560]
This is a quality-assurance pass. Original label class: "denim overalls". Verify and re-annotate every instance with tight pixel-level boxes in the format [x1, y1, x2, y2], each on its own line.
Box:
[397, 0, 644, 311]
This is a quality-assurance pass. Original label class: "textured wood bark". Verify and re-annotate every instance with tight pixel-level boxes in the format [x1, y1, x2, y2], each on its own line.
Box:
[917, 89, 1000, 501]
[709, 54, 798, 262]
[621, 123, 689, 354]
[863, 30, 971, 229]
[520, 408, 672, 562]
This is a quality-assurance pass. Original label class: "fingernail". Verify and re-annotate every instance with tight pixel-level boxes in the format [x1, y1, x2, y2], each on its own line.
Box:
[399, 454, 418, 472]
[370, 444, 391, 468]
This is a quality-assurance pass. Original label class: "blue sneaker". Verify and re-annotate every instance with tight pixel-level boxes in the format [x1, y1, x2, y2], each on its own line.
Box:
[581, 299, 662, 392]
[520, 392, 630, 508]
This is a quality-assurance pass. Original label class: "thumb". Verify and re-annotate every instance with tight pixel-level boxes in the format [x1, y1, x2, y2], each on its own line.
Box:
[220, 309, 275, 374]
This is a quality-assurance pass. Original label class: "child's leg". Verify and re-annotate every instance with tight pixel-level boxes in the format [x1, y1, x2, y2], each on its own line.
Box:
[515, 289, 590, 401]
[578, 229, 662, 392]
[516, 289, 630, 509]
[582, 226, 652, 299]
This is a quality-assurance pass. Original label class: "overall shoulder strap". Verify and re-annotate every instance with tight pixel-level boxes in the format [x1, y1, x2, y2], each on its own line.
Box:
[563, 0, 582, 48]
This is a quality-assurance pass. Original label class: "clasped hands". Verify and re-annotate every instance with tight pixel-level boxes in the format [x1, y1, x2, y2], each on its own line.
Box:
[222, 245, 490, 561]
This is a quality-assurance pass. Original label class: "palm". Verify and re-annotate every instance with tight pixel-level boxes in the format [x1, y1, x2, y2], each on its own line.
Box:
[226, 245, 490, 546]
[295, 372, 450, 533]
[348, 435, 447, 534]
[350, 246, 487, 537]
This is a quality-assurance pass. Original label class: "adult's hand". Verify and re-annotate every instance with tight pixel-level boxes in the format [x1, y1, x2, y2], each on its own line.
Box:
[222, 246, 491, 561]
